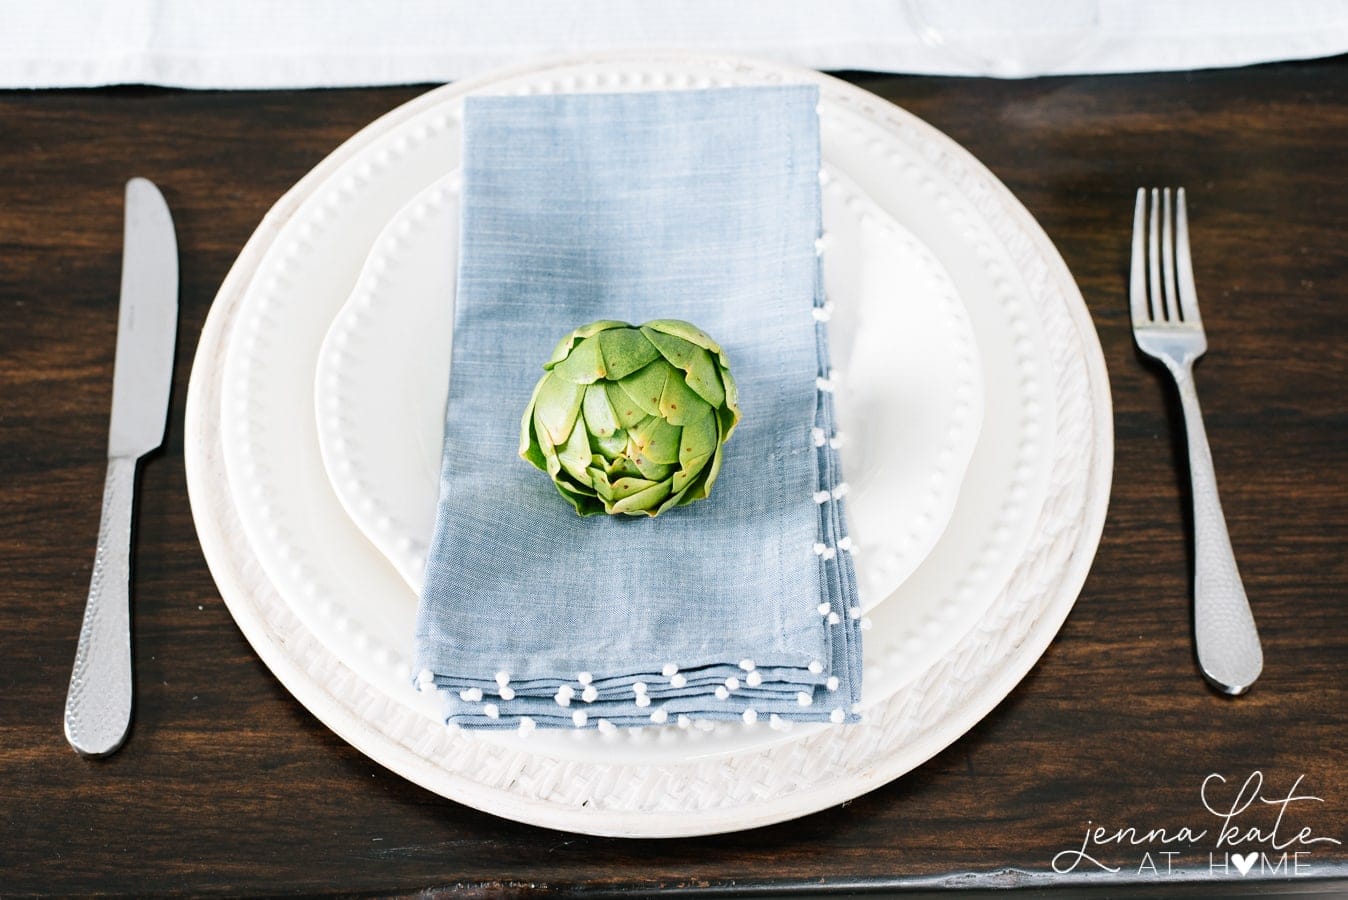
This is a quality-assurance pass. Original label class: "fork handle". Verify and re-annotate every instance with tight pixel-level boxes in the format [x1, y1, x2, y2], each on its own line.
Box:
[63, 456, 136, 757]
[1173, 366, 1263, 694]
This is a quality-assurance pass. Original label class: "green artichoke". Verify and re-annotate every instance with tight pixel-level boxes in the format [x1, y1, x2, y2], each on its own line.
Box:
[520, 319, 740, 517]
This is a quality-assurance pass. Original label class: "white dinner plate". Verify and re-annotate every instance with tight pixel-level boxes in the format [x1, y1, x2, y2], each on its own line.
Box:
[313, 165, 983, 618]
[186, 51, 1111, 836]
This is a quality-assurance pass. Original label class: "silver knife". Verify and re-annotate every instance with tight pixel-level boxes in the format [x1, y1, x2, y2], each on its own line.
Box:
[63, 178, 178, 757]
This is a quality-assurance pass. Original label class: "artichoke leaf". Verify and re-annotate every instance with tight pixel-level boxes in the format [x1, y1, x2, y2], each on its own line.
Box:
[549, 334, 607, 384]
[633, 457, 675, 482]
[592, 427, 628, 459]
[691, 440, 727, 500]
[611, 479, 673, 515]
[616, 361, 668, 417]
[671, 458, 708, 493]
[678, 408, 719, 470]
[597, 327, 661, 380]
[555, 477, 606, 516]
[600, 453, 641, 479]
[532, 375, 585, 445]
[588, 466, 615, 501]
[555, 420, 593, 486]
[519, 380, 549, 469]
[719, 367, 741, 438]
[640, 325, 697, 369]
[657, 369, 707, 426]
[629, 416, 681, 465]
[606, 382, 649, 429]
[642, 319, 721, 354]
[608, 475, 661, 501]
[656, 474, 706, 515]
[682, 345, 726, 407]
[581, 383, 621, 438]
[544, 319, 629, 368]
[530, 409, 561, 479]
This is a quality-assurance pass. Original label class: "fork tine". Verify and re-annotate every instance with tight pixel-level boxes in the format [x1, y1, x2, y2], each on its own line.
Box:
[1161, 188, 1179, 322]
[1175, 187, 1202, 325]
[1147, 188, 1163, 322]
[1129, 188, 1149, 324]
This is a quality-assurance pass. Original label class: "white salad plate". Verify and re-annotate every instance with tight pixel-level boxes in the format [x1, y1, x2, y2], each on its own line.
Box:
[313, 165, 983, 613]
[186, 52, 1112, 837]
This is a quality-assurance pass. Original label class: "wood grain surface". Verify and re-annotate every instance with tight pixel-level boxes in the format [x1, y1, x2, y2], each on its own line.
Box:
[1, 57, 1345, 897]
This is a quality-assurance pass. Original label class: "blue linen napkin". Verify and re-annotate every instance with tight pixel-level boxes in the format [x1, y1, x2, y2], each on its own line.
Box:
[414, 85, 861, 729]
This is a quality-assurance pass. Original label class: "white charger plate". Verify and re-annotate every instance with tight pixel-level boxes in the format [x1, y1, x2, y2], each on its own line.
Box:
[186, 52, 1111, 836]
[314, 165, 983, 616]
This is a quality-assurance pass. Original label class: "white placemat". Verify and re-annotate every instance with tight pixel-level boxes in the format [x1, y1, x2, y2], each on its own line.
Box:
[4, 0, 1346, 88]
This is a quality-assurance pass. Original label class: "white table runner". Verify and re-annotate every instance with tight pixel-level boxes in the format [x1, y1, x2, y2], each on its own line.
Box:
[3, 0, 1346, 89]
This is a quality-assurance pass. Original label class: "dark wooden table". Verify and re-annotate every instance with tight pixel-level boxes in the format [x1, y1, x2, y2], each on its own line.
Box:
[2, 56, 1345, 898]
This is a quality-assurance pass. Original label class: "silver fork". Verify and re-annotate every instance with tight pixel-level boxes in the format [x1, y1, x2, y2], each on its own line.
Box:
[1130, 187, 1262, 695]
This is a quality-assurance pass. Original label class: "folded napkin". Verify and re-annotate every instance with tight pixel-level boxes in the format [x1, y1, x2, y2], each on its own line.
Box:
[414, 85, 861, 729]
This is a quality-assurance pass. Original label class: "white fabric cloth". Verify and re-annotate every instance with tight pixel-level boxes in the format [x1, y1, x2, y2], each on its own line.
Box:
[2, 0, 1346, 89]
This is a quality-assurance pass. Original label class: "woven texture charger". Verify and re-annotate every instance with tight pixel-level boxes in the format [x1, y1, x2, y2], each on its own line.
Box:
[186, 52, 1112, 837]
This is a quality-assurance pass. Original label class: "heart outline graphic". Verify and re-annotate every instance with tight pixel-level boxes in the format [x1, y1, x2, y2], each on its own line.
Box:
[1232, 852, 1259, 876]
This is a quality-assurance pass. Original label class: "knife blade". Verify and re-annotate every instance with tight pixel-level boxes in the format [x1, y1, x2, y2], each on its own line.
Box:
[63, 178, 178, 757]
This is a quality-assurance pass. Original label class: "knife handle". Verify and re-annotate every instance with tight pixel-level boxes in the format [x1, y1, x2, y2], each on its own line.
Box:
[64, 456, 136, 757]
